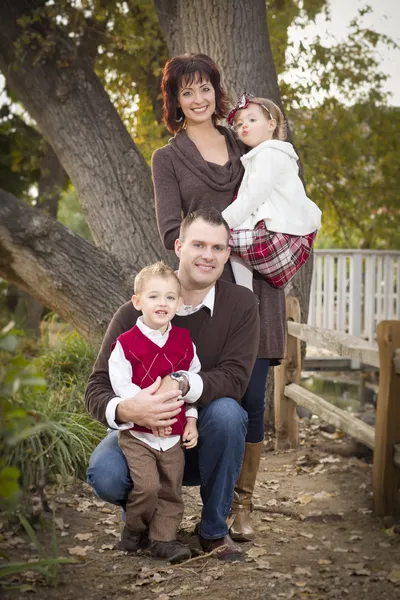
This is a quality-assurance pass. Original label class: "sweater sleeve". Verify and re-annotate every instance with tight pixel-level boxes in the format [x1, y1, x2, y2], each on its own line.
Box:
[152, 147, 183, 250]
[85, 303, 136, 426]
[222, 148, 282, 229]
[198, 292, 260, 406]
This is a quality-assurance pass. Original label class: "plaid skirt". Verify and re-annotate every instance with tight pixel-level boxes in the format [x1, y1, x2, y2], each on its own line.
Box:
[229, 220, 317, 289]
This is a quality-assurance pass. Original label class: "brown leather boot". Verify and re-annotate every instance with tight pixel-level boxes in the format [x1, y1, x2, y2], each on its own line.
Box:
[228, 441, 264, 542]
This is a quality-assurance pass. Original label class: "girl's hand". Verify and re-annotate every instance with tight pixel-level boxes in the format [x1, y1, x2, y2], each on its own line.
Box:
[182, 418, 198, 449]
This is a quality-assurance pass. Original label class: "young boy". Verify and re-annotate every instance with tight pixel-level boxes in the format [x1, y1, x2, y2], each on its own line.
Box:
[223, 93, 322, 290]
[108, 262, 199, 563]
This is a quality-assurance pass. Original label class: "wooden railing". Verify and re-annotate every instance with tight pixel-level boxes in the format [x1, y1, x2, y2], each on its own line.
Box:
[275, 296, 400, 517]
[308, 250, 400, 342]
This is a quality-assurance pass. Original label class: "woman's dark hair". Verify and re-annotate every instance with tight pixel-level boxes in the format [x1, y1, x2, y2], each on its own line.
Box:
[161, 53, 230, 134]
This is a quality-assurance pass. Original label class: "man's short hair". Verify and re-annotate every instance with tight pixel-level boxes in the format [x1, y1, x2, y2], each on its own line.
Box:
[179, 208, 230, 244]
[134, 261, 180, 295]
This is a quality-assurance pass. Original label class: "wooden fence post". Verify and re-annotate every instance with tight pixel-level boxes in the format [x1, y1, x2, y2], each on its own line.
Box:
[372, 321, 400, 516]
[274, 296, 300, 450]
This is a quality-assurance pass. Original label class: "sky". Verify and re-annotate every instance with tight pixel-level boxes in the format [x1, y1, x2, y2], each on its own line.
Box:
[288, 0, 400, 105]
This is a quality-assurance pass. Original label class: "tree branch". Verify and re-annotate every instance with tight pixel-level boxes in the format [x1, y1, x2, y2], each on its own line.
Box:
[0, 189, 131, 340]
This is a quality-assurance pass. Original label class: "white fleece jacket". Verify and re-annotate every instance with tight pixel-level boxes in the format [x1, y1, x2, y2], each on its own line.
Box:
[222, 140, 321, 236]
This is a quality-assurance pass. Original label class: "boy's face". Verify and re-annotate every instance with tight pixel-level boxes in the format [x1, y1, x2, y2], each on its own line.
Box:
[132, 275, 182, 332]
[234, 103, 276, 148]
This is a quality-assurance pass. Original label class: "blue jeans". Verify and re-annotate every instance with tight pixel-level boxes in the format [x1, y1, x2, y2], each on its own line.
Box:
[87, 397, 247, 539]
[241, 358, 270, 443]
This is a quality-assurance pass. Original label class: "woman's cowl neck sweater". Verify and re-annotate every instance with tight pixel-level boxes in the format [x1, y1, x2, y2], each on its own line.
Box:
[168, 126, 245, 193]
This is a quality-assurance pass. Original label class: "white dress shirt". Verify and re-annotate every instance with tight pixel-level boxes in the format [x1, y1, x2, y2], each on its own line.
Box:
[107, 316, 204, 451]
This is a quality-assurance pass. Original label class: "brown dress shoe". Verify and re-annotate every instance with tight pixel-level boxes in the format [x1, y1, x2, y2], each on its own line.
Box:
[149, 540, 191, 564]
[119, 525, 149, 552]
[199, 533, 245, 562]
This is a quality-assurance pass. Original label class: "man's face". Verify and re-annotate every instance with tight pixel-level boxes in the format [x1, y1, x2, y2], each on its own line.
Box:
[175, 219, 231, 289]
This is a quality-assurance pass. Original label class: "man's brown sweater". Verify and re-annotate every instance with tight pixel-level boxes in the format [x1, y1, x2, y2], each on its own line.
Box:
[152, 126, 286, 361]
[85, 279, 260, 427]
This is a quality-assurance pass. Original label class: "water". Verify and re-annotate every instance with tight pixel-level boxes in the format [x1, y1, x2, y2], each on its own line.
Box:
[301, 372, 377, 414]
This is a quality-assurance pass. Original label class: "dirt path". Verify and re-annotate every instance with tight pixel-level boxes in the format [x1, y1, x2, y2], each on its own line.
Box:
[2, 421, 400, 600]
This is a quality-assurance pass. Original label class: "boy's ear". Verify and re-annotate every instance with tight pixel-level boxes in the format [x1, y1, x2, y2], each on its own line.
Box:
[131, 294, 141, 311]
[177, 296, 184, 311]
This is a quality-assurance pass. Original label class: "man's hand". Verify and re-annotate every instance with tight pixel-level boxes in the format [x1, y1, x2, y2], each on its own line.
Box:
[115, 377, 183, 429]
[182, 417, 198, 449]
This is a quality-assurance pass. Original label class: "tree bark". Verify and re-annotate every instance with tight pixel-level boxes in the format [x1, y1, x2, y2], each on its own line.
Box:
[0, 190, 131, 340]
[0, 0, 169, 267]
[155, 0, 281, 104]
[9, 143, 69, 337]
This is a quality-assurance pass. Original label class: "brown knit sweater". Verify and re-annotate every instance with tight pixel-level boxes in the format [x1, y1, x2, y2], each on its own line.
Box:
[85, 279, 260, 427]
[152, 126, 286, 361]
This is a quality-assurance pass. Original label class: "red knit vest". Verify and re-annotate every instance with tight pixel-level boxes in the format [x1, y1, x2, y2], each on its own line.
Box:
[113, 324, 194, 436]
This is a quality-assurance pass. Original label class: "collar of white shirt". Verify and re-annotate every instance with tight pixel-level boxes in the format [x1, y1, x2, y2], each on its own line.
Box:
[176, 285, 215, 317]
[136, 316, 171, 341]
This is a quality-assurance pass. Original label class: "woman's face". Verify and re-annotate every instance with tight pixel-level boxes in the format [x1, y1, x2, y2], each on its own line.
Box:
[177, 77, 216, 127]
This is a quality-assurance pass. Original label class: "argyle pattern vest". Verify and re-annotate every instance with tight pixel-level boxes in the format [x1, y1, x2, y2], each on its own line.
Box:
[113, 324, 194, 436]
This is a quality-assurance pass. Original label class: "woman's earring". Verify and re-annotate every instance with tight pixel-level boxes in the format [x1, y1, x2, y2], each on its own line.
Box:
[175, 108, 183, 123]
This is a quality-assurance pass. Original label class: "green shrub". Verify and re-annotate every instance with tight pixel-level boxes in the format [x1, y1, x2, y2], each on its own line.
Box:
[2, 328, 105, 514]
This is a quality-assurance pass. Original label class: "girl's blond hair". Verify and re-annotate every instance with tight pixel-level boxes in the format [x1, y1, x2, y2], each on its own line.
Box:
[236, 97, 287, 141]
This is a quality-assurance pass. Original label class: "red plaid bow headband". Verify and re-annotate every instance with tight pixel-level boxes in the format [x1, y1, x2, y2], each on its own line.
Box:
[227, 93, 273, 126]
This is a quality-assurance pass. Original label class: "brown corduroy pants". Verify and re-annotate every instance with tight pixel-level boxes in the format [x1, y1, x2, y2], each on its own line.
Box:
[119, 430, 185, 542]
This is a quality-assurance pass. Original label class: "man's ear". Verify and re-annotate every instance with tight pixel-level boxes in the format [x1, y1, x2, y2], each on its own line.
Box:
[131, 295, 141, 311]
[175, 238, 182, 259]
[224, 246, 231, 264]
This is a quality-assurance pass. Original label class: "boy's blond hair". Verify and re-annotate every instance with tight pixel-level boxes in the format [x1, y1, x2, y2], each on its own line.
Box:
[235, 97, 287, 141]
[134, 262, 180, 295]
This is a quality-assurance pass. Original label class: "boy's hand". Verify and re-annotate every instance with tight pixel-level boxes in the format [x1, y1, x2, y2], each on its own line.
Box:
[182, 417, 198, 449]
[152, 426, 172, 437]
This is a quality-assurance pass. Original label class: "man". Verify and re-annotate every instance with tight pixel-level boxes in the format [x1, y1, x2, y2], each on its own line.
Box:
[85, 208, 260, 561]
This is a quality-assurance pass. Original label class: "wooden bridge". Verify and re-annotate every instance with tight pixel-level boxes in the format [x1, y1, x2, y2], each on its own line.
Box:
[275, 296, 400, 517]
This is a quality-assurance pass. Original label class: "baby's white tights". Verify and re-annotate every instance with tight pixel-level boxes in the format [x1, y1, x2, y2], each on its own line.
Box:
[230, 255, 253, 291]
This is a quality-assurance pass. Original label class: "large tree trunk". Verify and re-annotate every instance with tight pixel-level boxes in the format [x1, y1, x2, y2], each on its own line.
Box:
[155, 0, 281, 104]
[0, 190, 130, 340]
[0, 0, 168, 267]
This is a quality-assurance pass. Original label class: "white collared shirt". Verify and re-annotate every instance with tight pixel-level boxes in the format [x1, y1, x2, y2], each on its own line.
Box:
[176, 286, 215, 317]
[107, 315, 204, 451]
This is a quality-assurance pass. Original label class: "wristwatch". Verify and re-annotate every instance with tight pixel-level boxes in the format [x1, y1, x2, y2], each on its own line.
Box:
[170, 372, 190, 396]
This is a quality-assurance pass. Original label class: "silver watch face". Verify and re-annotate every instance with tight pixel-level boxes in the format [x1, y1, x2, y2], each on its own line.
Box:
[171, 372, 182, 380]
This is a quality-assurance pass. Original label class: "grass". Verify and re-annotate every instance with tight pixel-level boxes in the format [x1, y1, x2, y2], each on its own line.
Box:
[2, 325, 105, 515]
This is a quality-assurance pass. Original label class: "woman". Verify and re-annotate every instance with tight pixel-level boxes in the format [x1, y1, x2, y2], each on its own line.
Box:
[152, 53, 286, 542]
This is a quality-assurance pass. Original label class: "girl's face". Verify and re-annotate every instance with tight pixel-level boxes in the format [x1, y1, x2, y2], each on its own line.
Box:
[177, 77, 216, 127]
[234, 103, 276, 148]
